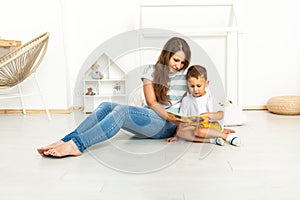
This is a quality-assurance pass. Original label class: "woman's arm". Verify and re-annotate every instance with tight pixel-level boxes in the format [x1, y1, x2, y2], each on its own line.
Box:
[143, 79, 178, 124]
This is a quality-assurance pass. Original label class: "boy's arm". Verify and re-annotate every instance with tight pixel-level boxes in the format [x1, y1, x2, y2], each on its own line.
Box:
[201, 111, 224, 121]
[200, 92, 224, 120]
[179, 96, 188, 116]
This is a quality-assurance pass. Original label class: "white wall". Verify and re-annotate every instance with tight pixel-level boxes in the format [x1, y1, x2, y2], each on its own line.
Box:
[236, 0, 300, 106]
[0, 0, 139, 110]
[0, 0, 70, 109]
[63, 0, 139, 107]
[0, 0, 299, 110]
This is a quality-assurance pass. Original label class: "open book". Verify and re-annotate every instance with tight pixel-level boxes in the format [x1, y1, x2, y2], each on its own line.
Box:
[167, 111, 222, 131]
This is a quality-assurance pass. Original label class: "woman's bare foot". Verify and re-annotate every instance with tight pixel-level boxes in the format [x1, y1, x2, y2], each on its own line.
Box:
[37, 140, 64, 157]
[43, 140, 82, 157]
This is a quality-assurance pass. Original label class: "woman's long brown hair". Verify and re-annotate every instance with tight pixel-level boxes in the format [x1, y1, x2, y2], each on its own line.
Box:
[153, 37, 191, 105]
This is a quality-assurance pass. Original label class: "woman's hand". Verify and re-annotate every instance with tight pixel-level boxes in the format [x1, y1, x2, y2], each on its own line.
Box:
[165, 136, 178, 142]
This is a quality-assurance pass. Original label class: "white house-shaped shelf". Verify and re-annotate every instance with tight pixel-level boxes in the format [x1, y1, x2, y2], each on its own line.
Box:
[83, 53, 127, 113]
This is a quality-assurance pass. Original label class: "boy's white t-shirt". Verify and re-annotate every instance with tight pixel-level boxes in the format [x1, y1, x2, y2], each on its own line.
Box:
[179, 92, 213, 116]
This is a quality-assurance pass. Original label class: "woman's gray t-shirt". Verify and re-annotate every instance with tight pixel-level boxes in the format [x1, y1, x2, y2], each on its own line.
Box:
[141, 64, 187, 113]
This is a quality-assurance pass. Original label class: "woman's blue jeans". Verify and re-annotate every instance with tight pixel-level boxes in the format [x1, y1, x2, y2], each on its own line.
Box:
[61, 102, 176, 152]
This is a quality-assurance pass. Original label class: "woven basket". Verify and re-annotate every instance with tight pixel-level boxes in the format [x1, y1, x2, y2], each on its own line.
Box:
[267, 96, 300, 115]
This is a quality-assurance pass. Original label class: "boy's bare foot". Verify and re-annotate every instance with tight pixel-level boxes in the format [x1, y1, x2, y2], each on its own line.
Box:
[43, 140, 82, 157]
[37, 140, 64, 156]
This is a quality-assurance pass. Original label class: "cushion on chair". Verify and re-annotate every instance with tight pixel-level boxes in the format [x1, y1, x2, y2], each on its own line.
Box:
[266, 96, 300, 115]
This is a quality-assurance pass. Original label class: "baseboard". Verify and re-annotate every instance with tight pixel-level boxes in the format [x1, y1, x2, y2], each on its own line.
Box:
[0, 107, 74, 114]
[0, 105, 267, 114]
[242, 105, 267, 110]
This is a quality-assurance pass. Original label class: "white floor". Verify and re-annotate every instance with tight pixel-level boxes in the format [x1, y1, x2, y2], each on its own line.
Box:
[0, 110, 299, 200]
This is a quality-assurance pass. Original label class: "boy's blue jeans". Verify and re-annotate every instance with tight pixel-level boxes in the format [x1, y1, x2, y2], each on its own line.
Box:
[61, 102, 176, 152]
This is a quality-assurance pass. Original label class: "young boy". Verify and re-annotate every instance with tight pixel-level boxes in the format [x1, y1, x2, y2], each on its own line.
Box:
[166, 65, 241, 146]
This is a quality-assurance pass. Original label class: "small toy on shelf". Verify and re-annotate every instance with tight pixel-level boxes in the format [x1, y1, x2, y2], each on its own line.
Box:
[91, 62, 104, 79]
[113, 81, 121, 94]
[86, 87, 96, 96]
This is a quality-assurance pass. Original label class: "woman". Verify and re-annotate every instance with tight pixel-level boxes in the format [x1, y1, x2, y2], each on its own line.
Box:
[37, 37, 191, 157]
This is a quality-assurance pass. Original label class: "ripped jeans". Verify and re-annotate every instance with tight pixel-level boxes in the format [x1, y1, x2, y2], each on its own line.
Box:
[61, 102, 176, 152]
